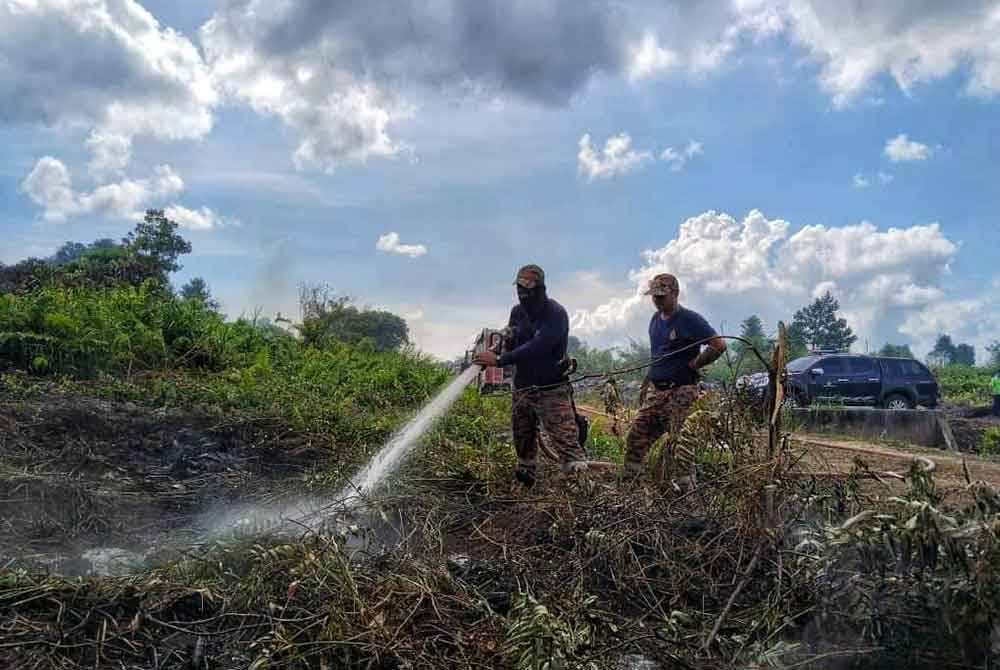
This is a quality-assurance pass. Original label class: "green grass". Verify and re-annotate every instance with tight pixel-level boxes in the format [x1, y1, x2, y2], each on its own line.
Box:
[0, 282, 451, 463]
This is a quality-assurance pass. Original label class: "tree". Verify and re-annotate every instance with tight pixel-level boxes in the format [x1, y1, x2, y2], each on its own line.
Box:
[180, 277, 220, 311]
[789, 292, 857, 352]
[953, 343, 976, 366]
[988, 340, 1000, 367]
[732, 315, 770, 372]
[928, 334, 957, 366]
[122, 209, 192, 286]
[878, 343, 914, 358]
[48, 242, 88, 266]
[297, 284, 409, 351]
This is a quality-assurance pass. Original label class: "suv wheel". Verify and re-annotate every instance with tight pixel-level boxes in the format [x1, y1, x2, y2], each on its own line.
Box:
[883, 393, 913, 410]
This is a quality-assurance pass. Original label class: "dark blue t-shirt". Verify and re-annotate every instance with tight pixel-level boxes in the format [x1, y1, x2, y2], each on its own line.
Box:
[648, 307, 717, 386]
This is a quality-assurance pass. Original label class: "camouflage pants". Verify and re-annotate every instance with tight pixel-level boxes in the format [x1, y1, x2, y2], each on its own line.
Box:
[512, 386, 587, 478]
[624, 384, 700, 476]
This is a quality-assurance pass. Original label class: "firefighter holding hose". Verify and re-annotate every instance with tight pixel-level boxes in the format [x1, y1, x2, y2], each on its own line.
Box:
[472, 264, 589, 487]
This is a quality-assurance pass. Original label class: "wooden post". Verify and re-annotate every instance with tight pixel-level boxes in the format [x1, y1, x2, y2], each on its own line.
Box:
[765, 322, 787, 460]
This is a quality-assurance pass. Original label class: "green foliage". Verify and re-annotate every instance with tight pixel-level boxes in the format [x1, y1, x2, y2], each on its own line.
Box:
[297, 284, 409, 352]
[566, 337, 646, 382]
[503, 594, 596, 670]
[789, 291, 856, 352]
[980, 427, 1000, 457]
[934, 364, 994, 405]
[584, 423, 624, 464]
[928, 333, 977, 367]
[988, 340, 1000, 367]
[0, 283, 300, 376]
[179, 276, 220, 311]
[954, 342, 976, 366]
[122, 209, 192, 282]
[798, 464, 1000, 667]
[0, 210, 192, 294]
[879, 343, 914, 358]
[148, 342, 448, 451]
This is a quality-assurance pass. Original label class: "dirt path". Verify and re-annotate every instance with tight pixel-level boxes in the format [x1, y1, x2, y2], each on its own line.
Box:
[576, 402, 1000, 497]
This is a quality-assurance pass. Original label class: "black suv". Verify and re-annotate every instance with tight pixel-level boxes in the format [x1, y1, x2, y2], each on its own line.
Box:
[784, 353, 939, 409]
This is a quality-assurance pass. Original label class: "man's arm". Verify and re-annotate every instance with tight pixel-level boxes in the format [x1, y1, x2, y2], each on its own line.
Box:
[689, 335, 726, 370]
[499, 312, 565, 367]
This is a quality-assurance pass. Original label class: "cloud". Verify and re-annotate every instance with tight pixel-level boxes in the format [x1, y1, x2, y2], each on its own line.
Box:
[85, 131, 133, 178]
[899, 278, 1000, 360]
[570, 209, 959, 356]
[628, 33, 679, 81]
[21, 157, 235, 229]
[0, 0, 216, 143]
[660, 140, 704, 171]
[21, 157, 79, 223]
[740, 1, 1000, 106]
[578, 133, 654, 180]
[854, 170, 895, 188]
[376, 232, 428, 258]
[164, 205, 240, 231]
[884, 133, 934, 162]
[201, 0, 633, 171]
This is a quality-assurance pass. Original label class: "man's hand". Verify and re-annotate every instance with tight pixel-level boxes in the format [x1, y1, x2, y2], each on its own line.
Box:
[689, 336, 727, 370]
[472, 351, 499, 367]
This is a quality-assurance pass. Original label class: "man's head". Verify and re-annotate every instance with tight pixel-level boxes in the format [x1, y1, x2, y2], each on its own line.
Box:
[644, 273, 679, 313]
[514, 264, 546, 310]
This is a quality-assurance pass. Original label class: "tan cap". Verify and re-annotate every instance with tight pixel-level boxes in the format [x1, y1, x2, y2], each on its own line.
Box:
[643, 273, 679, 296]
[514, 264, 545, 289]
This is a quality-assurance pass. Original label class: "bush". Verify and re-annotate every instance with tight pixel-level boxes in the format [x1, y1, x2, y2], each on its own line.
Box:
[934, 364, 994, 405]
[981, 427, 1000, 457]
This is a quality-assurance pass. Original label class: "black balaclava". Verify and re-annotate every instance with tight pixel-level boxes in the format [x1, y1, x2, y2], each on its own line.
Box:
[518, 284, 547, 317]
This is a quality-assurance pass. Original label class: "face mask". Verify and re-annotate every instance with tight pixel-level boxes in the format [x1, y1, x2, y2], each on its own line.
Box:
[518, 286, 544, 311]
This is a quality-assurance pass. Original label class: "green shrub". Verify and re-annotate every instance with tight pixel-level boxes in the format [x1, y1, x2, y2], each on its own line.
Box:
[980, 427, 1000, 457]
[934, 364, 993, 405]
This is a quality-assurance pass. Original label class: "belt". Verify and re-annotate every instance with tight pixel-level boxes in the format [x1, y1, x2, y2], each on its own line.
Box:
[652, 379, 695, 391]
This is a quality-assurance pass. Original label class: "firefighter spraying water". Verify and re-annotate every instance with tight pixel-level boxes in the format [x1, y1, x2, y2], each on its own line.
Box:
[470, 264, 614, 487]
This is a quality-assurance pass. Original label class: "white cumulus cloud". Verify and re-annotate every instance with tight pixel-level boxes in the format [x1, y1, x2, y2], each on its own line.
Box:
[571, 209, 959, 357]
[0, 0, 216, 143]
[578, 133, 654, 180]
[376, 232, 428, 258]
[164, 205, 240, 231]
[660, 140, 704, 171]
[740, 1, 1000, 106]
[21, 157, 231, 230]
[884, 133, 934, 162]
[627, 33, 679, 81]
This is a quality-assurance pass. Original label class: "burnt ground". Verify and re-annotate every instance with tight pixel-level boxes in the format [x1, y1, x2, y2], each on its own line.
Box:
[941, 401, 1000, 453]
[0, 391, 329, 575]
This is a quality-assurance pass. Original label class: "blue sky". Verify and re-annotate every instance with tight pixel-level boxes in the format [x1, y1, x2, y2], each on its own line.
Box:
[2, 1, 999, 360]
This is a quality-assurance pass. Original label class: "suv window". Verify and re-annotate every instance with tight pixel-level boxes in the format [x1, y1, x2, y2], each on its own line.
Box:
[882, 359, 904, 377]
[882, 359, 929, 377]
[815, 357, 846, 374]
[788, 356, 819, 373]
[846, 356, 876, 374]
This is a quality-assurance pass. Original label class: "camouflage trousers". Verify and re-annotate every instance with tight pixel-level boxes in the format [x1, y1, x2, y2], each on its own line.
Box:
[512, 386, 588, 479]
[624, 384, 700, 476]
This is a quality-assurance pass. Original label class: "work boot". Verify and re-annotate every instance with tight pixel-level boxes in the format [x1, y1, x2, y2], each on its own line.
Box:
[514, 466, 536, 489]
